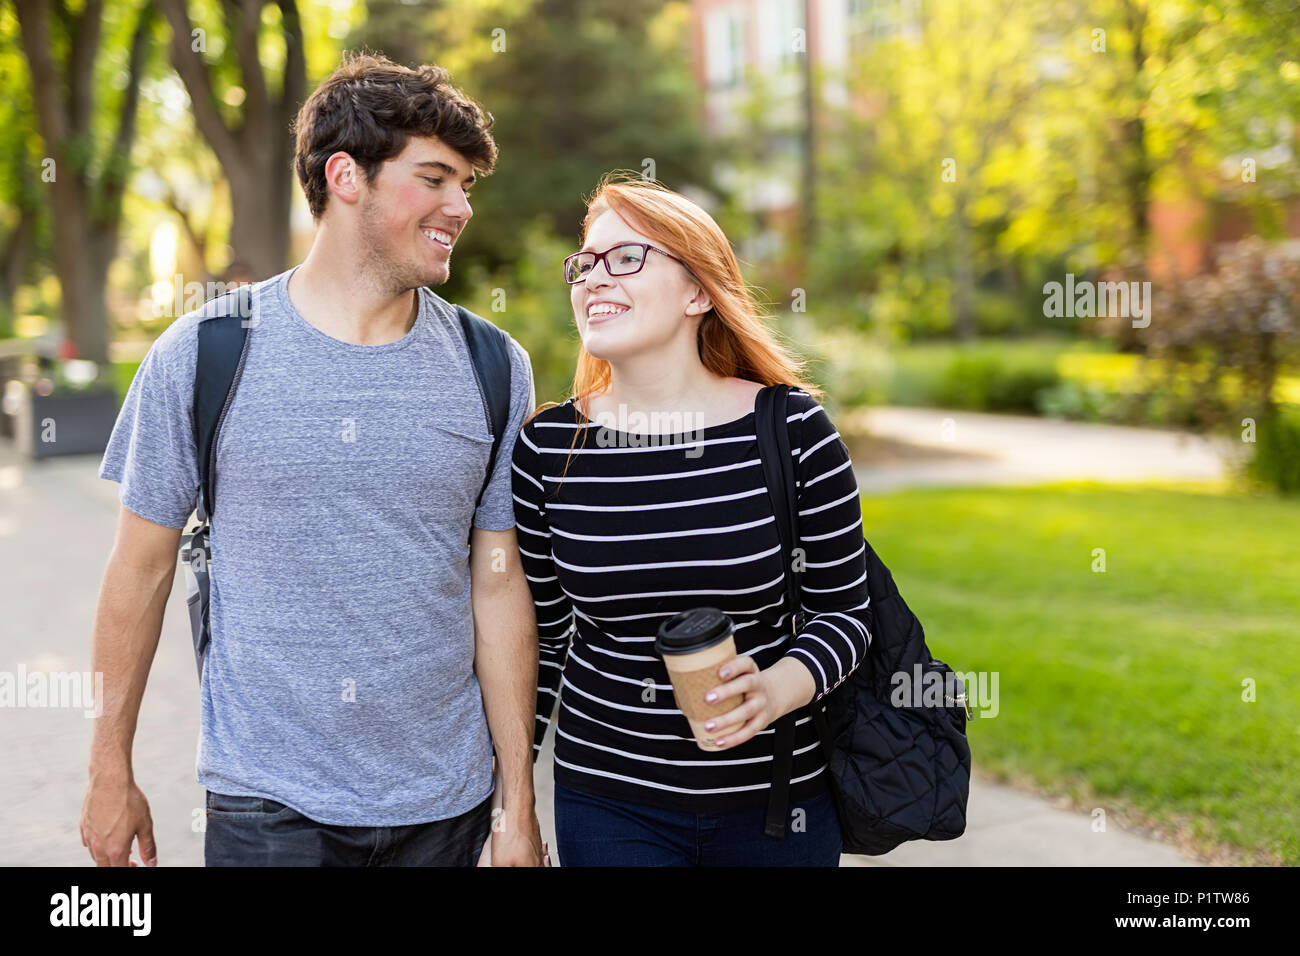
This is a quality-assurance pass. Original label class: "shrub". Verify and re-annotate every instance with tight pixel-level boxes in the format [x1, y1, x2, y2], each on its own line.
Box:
[986, 365, 1061, 412]
[1102, 239, 1300, 431]
[1247, 408, 1300, 495]
[936, 353, 1060, 412]
[974, 290, 1030, 336]
[1035, 381, 1109, 421]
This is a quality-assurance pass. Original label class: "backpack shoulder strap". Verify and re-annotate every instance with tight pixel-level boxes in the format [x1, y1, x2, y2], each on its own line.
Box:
[185, 282, 252, 683]
[755, 384, 800, 628]
[194, 284, 254, 523]
[755, 383, 804, 839]
[457, 304, 512, 510]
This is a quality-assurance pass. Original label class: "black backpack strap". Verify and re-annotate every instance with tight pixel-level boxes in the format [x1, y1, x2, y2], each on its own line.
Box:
[756, 384, 802, 839]
[457, 305, 511, 512]
[194, 284, 254, 522]
[184, 283, 254, 680]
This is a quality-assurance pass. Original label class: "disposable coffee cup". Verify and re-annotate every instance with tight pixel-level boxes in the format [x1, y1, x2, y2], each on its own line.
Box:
[656, 608, 746, 751]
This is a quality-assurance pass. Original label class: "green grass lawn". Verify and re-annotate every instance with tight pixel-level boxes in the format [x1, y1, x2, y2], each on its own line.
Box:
[858, 482, 1300, 865]
[111, 360, 141, 408]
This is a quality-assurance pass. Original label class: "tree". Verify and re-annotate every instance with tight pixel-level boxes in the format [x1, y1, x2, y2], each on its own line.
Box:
[13, 0, 155, 364]
[0, 9, 49, 335]
[1101, 237, 1300, 477]
[157, 0, 307, 279]
[430, 0, 715, 297]
[345, 0, 431, 68]
[816, 0, 1050, 340]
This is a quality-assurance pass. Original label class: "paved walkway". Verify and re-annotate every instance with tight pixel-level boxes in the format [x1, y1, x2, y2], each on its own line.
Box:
[0, 423, 1212, 866]
[845, 405, 1235, 493]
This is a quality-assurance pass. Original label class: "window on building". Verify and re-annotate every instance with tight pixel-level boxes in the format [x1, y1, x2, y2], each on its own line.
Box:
[757, 0, 804, 72]
[706, 4, 747, 89]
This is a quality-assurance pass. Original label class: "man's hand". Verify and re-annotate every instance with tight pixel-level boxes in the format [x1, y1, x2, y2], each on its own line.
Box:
[486, 810, 547, 867]
[82, 505, 178, 868]
[81, 773, 157, 867]
[469, 526, 544, 866]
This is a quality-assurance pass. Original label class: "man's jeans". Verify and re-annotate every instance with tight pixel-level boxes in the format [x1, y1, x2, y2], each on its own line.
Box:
[554, 781, 842, 867]
[203, 790, 492, 866]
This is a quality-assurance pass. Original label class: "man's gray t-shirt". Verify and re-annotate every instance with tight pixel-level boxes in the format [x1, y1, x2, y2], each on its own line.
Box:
[99, 265, 535, 826]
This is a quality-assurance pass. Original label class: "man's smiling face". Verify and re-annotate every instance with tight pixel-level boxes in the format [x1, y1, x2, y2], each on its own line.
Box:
[356, 134, 475, 290]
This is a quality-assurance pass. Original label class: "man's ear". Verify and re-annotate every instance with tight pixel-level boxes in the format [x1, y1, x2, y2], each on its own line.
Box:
[325, 151, 363, 208]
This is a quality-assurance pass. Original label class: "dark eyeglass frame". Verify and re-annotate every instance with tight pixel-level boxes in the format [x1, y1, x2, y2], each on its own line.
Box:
[563, 242, 692, 284]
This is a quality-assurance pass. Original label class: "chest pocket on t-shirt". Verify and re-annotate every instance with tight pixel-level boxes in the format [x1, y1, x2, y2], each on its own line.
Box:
[428, 420, 494, 505]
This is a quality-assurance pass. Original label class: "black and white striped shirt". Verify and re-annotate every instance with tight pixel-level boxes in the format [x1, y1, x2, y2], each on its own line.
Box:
[510, 388, 872, 813]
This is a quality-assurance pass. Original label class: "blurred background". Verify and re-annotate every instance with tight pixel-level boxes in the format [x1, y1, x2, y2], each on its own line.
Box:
[0, 0, 1296, 866]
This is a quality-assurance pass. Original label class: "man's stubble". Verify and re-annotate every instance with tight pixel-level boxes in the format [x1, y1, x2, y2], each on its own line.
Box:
[357, 192, 449, 299]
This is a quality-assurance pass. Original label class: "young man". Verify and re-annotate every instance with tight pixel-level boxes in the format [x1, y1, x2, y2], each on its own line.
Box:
[81, 54, 544, 866]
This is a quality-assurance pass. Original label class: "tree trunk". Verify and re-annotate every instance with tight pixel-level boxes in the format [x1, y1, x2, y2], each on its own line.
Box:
[14, 0, 152, 365]
[1121, 0, 1152, 257]
[952, 192, 976, 341]
[226, 149, 293, 276]
[159, 0, 307, 279]
[0, 203, 35, 329]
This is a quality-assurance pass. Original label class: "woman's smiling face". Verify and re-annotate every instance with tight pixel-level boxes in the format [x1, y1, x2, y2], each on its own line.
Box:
[570, 209, 708, 364]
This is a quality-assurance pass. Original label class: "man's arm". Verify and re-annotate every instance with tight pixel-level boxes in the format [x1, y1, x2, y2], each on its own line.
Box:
[469, 524, 544, 866]
[81, 504, 182, 867]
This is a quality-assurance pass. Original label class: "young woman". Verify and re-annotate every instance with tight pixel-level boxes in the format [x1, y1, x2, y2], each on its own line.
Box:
[511, 174, 872, 867]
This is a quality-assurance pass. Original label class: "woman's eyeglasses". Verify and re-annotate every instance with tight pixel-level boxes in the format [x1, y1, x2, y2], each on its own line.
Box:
[563, 242, 690, 285]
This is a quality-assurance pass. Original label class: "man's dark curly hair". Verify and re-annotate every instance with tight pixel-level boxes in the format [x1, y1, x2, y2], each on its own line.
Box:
[292, 51, 498, 221]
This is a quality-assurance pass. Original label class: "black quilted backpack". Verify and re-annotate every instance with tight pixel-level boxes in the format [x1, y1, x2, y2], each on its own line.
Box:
[756, 384, 972, 855]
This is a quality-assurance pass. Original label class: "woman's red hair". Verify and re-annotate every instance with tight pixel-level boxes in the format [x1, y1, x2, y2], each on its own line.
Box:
[525, 173, 822, 479]
[556, 172, 820, 416]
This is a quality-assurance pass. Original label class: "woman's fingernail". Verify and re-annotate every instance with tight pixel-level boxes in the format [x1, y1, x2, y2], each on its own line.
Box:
[720, 668, 730, 678]
[705, 720, 715, 730]
[705, 692, 716, 702]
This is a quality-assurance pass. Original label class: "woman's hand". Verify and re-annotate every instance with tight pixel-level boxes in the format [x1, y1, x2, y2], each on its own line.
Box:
[702, 655, 817, 750]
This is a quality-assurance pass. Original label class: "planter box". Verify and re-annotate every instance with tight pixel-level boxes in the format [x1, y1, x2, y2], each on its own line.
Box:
[11, 385, 118, 459]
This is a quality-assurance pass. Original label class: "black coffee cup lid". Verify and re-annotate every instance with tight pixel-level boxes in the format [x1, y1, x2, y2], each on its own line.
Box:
[656, 607, 733, 656]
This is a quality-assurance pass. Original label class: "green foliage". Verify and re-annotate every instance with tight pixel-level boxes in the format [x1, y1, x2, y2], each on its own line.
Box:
[803, 327, 893, 408]
[1034, 380, 1112, 422]
[1108, 239, 1300, 432]
[809, 0, 1069, 340]
[1247, 407, 1300, 495]
[435, 0, 714, 303]
[457, 221, 581, 408]
[112, 360, 142, 408]
[868, 269, 954, 340]
[973, 289, 1035, 337]
[823, 337, 1074, 411]
[784, 0, 1300, 355]
[935, 353, 1061, 413]
[0, 6, 54, 330]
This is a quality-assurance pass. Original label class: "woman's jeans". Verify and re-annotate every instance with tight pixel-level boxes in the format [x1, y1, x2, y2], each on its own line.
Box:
[554, 781, 842, 866]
